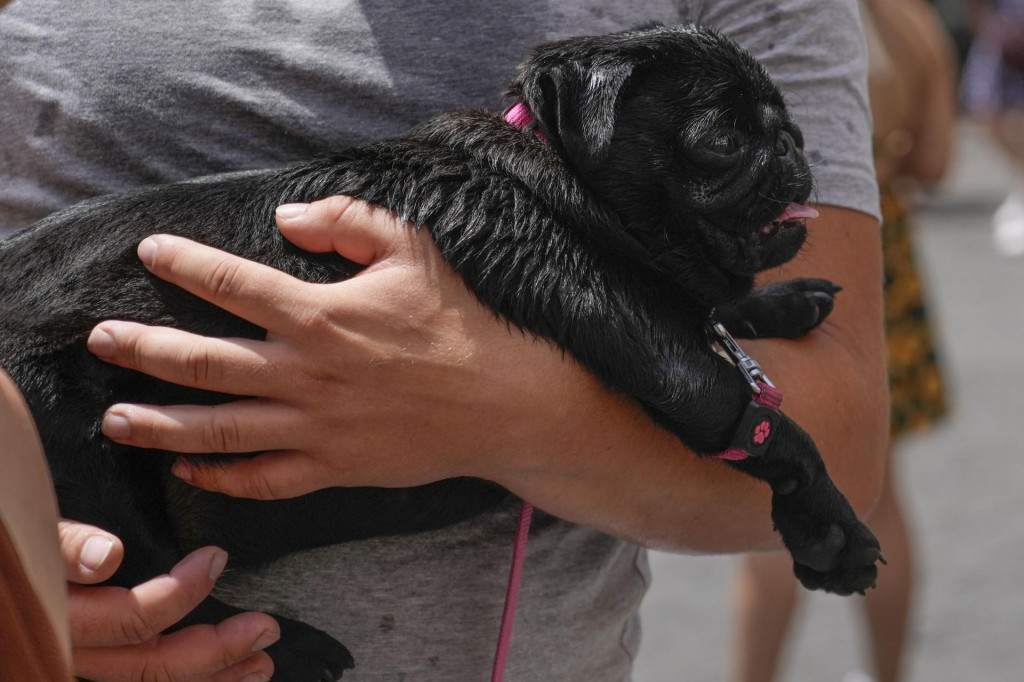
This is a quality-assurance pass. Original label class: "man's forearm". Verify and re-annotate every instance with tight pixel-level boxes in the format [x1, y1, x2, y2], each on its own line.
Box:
[492, 205, 888, 554]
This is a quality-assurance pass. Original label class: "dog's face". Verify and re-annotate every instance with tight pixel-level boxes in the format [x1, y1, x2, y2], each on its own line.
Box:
[509, 25, 814, 305]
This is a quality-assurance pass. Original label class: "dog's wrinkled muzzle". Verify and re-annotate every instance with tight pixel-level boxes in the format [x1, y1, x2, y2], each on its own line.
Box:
[696, 201, 814, 277]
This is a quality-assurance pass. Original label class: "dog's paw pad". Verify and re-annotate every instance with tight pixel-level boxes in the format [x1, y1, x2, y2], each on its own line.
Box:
[773, 487, 883, 597]
[790, 523, 845, 573]
[788, 521, 882, 596]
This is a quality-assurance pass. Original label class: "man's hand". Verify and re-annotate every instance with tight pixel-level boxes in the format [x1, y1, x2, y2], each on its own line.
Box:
[87, 197, 577, 499]
[61, 519, 279, 682]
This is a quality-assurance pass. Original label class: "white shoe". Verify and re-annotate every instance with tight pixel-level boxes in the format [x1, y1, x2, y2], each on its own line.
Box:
[992, 192, 1024, 256]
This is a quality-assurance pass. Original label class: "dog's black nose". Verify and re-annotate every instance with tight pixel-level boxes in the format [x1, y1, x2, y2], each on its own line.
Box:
[775, 130, 798, 160]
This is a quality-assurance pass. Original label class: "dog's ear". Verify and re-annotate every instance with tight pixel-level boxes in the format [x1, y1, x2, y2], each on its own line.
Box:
[530, 60, 634, 172]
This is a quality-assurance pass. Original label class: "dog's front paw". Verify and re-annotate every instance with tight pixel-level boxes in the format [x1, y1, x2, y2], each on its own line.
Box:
[717, 278, 841, 340]
[266, 616, 354, 682]
[772, 488, 882, 596]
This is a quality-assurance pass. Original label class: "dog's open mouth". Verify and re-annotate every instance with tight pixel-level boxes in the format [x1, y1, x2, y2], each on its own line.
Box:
[759, 203, 819, 242]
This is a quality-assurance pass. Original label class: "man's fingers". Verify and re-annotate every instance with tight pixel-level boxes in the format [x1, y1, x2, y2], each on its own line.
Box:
[135, 235, 313, 334]
[68, 546, 227, 647]
[100, 401, 305, 454]
[59, 519, 126, 584]
[174, 451, 329, 500]
[196, 652, 276, 682]
[73, 613, 278, 682]
[88, 321, 279, 396]
[276, 195, 410, 265]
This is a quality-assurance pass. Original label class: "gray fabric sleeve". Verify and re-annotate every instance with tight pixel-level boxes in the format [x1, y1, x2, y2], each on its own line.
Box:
[697, 0, 881, 221]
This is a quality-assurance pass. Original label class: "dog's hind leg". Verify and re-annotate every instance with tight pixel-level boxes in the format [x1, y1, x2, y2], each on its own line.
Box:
[713, 277, 841, 339]
[53, 457, 354, 681]
[176, 597, 354, 682]
[70, 497, 355, 682]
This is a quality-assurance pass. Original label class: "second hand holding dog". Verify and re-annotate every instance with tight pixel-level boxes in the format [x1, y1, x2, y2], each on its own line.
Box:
[86, 195, 887, 557]
[60, 519, 279, 681]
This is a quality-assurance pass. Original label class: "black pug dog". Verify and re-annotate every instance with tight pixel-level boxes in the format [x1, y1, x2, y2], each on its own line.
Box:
[0, 25, 882, 680]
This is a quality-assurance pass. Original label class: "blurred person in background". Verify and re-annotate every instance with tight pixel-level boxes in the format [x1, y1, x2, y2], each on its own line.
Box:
[963, 0, 1024, 255]
[727, 1, 956, 681]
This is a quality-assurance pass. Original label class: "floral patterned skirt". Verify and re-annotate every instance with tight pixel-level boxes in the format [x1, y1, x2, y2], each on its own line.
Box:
[881, 188, 949, 436]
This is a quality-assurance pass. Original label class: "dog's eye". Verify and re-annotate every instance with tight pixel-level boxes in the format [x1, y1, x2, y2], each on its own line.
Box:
[708, 134, 739, 155]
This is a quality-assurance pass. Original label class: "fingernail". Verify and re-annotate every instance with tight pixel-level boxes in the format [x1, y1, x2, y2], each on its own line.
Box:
[80, 535, 114, 571]
[276, 203, 309, 221]
[173, 461, 194, 483]
[137, 237, 159, 268]
[251, 629, 280, 652]
[241, 673, 271, 682]
[87, 327, 116, 358]
[101, 411, 132, 440]
[208, 548, 228, 581]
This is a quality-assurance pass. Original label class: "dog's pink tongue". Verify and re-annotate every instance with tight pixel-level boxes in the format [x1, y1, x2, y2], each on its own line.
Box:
[776, 203, 819, 222]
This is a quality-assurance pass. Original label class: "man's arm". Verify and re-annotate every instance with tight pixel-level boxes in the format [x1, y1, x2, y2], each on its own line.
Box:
[87, 197, 887, 554]
[500, 203, 888, 552]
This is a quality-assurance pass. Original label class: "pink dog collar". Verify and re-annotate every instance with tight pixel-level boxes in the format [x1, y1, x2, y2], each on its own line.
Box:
[503, 102, 548, 144]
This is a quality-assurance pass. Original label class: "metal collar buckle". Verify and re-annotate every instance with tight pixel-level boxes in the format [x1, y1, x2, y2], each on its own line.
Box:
[708, 322, 775, 395]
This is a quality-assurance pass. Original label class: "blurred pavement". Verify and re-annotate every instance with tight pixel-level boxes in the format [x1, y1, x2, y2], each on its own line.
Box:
[634, 121, 1024, 682]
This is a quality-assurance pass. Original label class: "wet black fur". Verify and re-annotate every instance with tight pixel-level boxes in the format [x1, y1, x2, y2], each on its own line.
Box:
[0, 26, 880, 680]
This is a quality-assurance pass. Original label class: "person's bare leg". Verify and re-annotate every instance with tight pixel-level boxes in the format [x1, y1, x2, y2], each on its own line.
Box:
[0, 370, 70, 662]
[862, 454, 914, 682]
[728, 549, 801, 682]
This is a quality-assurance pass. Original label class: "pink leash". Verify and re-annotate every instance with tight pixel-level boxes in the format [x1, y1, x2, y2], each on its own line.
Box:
[488, 102, 547, 682]
[491, 501, 533, 682]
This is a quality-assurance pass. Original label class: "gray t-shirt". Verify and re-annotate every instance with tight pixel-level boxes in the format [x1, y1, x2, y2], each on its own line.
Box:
[0, 1, 877, 680]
